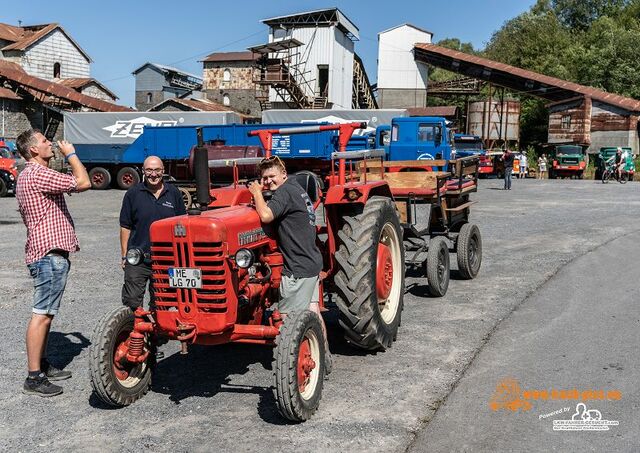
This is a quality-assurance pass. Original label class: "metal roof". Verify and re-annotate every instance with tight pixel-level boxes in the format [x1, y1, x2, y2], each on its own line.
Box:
[378, 23, 433, 37]
[261, 8, 359, 40]
[0, 87, 21, 100]
[247, 38, 303, 54]
[201, 51, 258, 62]
[57, 78, 118, 100]
[0, 23, 92, 62]
[0, 60, 131, 111]
[414, 43, 640, 113]
[407, 106, 458, 117]
[131, 62, 202, 81]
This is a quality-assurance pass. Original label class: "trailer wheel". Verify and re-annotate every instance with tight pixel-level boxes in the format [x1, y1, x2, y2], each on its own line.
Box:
[274, 310, 325, 422]
[0, 177, 7, 198]
[456, 223, 482, 280]
[89, 167, 111, 190]
[90, 306, 153, 407]
[334, 196, 405, 350]
[116, 167, 140, 190]
[426, 237, 450, 297]
[178, 187, 193, 209]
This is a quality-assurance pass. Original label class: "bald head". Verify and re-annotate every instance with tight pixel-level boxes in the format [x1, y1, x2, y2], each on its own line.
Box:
[143, 156, 163, 169]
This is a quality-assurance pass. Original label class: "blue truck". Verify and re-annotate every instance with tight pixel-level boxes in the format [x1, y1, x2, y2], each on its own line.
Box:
[65, 112, 455, 190]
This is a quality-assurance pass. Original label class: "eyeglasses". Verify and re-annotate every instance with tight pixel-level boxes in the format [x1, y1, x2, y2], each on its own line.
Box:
[143, 168, 163, 175]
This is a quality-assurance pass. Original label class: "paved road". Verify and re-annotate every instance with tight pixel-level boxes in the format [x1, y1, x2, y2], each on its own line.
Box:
[0, 178, 638, 451]
[410, 231, 640, 452]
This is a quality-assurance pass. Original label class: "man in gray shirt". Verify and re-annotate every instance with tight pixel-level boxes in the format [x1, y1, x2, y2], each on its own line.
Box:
[249, 156, 331, 371]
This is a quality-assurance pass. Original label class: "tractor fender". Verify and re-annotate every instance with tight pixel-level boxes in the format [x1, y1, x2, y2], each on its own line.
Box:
[323, 180, 393, 207]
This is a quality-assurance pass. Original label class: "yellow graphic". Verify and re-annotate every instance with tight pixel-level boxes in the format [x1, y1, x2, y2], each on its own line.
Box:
[489, 378, 532, 412]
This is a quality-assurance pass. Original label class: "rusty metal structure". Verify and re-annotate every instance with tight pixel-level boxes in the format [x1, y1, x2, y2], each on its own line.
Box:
[414, 43, 640, 153]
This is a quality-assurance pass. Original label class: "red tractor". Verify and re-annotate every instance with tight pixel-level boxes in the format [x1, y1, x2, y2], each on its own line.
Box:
[90, 123, 406, 421]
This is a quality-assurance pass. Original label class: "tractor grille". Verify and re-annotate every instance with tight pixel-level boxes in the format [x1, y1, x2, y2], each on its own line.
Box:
[151, 241, 228, 313]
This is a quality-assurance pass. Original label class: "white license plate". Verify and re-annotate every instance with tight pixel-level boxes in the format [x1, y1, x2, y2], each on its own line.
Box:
[168, 267, 202, 289]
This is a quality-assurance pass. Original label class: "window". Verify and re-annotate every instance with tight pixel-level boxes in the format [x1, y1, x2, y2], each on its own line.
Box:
[561, 114, 571, 130]
[418, 124, 435, 142]
[223, 68, 231, 82]
[146, 92, 152, 104]
[223, 94, 230, 106]
[53, 62, 61, 78]
[391, 124, 399, 142]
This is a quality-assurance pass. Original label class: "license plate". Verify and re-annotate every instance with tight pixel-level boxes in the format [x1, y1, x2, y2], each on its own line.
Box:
[168, 267, 202, 289]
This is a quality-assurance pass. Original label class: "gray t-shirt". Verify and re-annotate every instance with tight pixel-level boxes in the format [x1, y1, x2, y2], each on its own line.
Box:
[267, 178, 323, 278]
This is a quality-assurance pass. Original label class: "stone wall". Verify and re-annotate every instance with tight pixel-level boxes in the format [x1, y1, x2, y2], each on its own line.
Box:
[135, 90, 164, 111]
[203, 62, 257, 91]
[204, 89, 261, 117]
[1, 99, 32, 140]
[377, 88, 427, 108]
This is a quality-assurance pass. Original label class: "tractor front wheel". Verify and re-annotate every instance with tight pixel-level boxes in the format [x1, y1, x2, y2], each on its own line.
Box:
[274, 310, 326, 422]
[334, 196, 405, 350]
[90, 306, 153, 407]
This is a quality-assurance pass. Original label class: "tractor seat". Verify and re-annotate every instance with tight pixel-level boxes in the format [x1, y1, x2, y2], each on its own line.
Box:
[294, 171, 323, 203]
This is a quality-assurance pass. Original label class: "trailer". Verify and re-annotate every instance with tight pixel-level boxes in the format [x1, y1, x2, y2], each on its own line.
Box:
[64, 111, 241, 189]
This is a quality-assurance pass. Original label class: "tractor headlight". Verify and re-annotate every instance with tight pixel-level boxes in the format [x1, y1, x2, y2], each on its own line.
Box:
[126, 248, 144, 266]
[235, 248, 255, 268]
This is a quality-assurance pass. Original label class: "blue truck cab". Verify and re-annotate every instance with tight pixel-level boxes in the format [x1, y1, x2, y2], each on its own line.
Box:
[453, 134, 485, 158]
[386, 117, 454, 161]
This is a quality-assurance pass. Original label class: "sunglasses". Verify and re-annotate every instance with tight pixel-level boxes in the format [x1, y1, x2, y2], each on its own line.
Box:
[260, 155, 285, 165]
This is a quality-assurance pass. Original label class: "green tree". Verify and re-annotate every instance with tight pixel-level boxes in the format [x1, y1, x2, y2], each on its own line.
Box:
[552, 0, 629, 30]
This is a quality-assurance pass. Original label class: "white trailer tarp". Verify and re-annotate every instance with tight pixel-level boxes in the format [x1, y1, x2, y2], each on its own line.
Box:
[261, 109, 407, 135]
[64, 111, 241, 144]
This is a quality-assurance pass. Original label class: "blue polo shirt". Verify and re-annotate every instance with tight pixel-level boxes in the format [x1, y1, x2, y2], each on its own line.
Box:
[119, 182, 186, 255]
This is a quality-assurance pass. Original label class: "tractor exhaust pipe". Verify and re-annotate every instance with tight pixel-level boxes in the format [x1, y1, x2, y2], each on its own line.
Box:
[190, 127, 210, 215]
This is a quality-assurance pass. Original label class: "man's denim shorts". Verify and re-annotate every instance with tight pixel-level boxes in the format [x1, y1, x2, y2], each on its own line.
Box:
[27, 254, 70, 316]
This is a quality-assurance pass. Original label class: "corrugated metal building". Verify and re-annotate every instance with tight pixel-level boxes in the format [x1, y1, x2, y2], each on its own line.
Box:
[377, 24, 432, 108]
[260, 8, 359, 110]
[132, 62, 203, 111]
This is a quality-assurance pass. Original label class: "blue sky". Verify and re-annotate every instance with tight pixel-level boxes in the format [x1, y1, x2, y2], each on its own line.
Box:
[3, 0, 536, 107]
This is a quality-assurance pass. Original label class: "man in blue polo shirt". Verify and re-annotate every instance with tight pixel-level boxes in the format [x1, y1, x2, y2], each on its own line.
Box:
[119, 156, 186, 309]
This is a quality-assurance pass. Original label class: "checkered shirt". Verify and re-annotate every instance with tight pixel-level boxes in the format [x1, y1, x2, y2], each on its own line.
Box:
[16, 162, 79, 264]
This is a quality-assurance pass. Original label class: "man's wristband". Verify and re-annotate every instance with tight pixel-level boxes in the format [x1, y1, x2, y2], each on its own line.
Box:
[65, 152, 77, 162]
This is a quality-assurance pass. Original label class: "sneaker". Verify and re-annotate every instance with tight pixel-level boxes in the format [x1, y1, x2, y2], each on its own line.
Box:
[23, 374, 63, 397]
[41, 359, 72, 381]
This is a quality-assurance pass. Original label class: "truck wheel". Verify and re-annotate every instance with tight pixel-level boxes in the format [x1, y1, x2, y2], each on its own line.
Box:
[274, 310, 325, 422]
[334, 196, 405, 350]
[178, 187, 193, 209]
[90, 306, 153, 407]
[456, 223, 482, 279]
[89, 167, 111, 190]
[0, 178, 7, 197]
[116, 167, 140, 190]
[426, 237, 450, 297]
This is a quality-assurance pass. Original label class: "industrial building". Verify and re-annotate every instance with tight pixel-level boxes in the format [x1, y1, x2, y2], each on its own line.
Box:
[376, 24, 432, 109]
[413, 43, 640, 154]
[0, 22, 128, 142]
[132, 62, 203, 111]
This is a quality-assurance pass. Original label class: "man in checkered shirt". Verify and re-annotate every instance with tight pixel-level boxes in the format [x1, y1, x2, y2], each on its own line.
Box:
[15, 129, 91, 397]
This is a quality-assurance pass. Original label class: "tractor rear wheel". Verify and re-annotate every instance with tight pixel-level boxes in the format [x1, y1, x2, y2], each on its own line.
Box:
[334, 196, 405, 350]
[426, 237, 450, 297]
[178, 187, 193, 209]
[274, 310, 325, 422]
[90, 306, 153, 407]
[456, 223, 482, 280]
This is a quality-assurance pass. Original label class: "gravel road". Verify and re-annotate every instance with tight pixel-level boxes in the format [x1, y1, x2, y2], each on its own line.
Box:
[0, 177, 637, 452]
